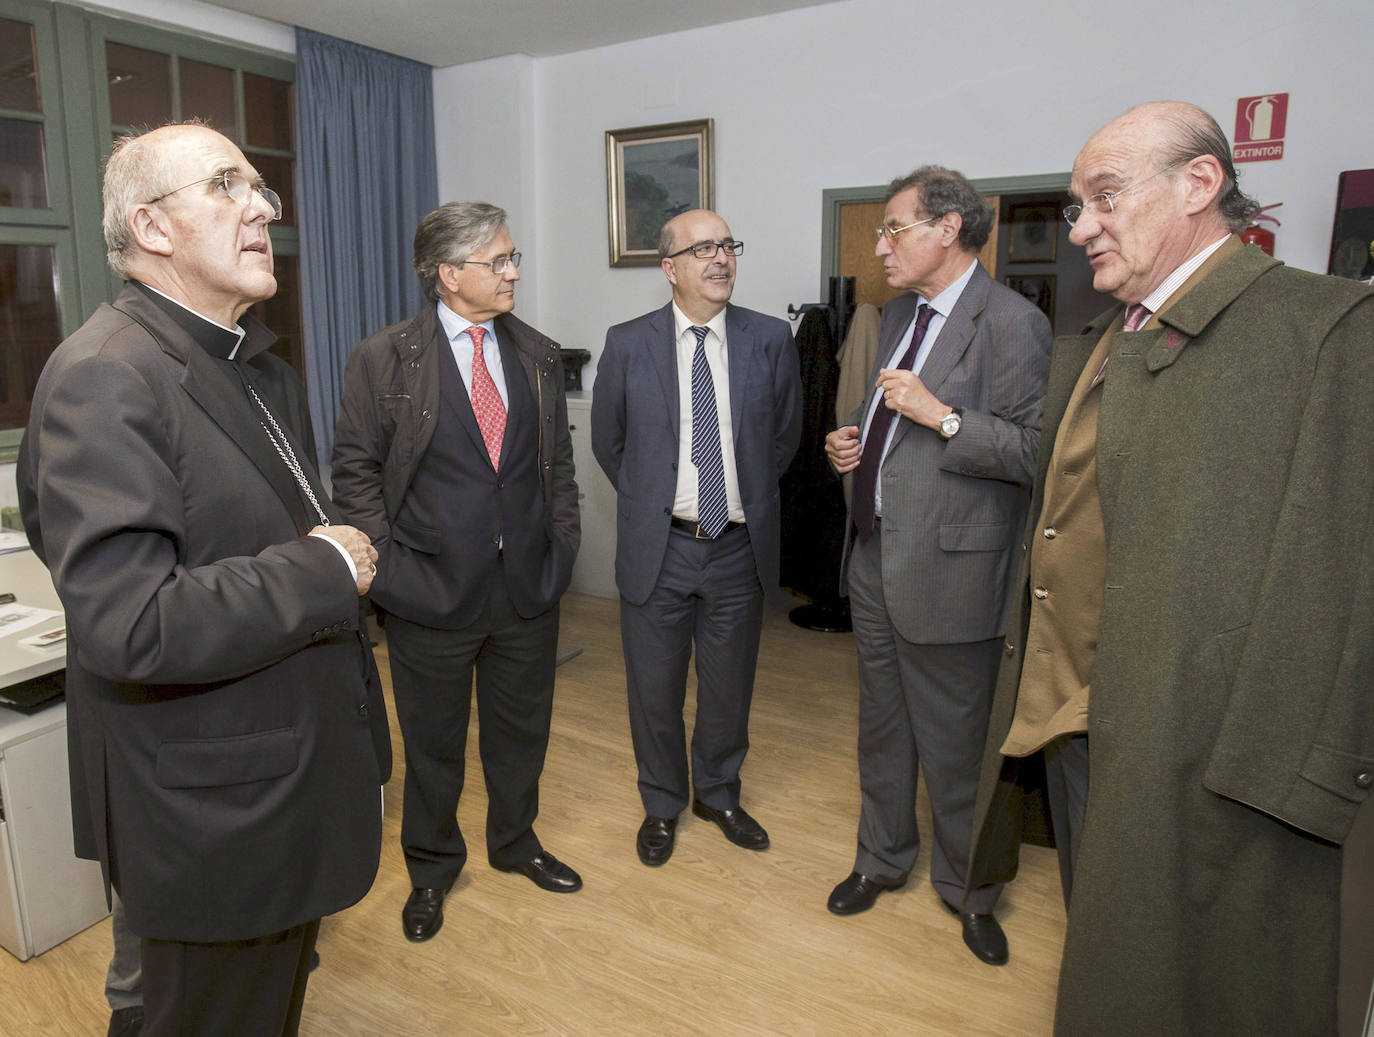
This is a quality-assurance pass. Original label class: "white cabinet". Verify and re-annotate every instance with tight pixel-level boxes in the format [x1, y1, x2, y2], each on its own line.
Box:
[565, 393, 618, 599]
[0, 549, 107, 961]
[0, 705, 108, 960]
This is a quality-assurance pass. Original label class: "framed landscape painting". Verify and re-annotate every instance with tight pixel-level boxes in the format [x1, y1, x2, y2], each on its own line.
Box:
[606, 118, 714, 267]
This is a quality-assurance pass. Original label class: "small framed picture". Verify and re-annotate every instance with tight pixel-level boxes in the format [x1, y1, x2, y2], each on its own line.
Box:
[1005, 274, 1057, 324]
[1007, 202, 1059, 264]
[605, 118, 714, 267]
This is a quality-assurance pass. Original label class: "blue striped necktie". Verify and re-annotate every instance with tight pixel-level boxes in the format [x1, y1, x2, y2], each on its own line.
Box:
[690, 325, 729, 538]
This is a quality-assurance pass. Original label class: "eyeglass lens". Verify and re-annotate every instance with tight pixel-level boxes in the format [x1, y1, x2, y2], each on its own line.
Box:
[223, 171, 282, 221]
[690, 240, 743, 258]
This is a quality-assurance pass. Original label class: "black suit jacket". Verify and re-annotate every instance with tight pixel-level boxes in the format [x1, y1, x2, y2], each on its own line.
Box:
[17, 284, 389, 942]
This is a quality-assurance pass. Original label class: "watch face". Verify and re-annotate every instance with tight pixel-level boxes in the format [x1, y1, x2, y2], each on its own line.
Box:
[941, 413, 961, 437]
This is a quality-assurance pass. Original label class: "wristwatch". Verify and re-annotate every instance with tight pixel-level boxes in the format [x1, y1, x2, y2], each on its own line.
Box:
[939, 408, 963, 440]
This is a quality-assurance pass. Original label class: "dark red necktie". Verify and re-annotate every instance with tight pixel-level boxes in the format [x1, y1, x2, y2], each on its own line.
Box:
[851, 303, 934, 541]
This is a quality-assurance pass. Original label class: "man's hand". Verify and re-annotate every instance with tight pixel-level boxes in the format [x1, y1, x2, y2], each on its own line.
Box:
[825, 425, 862, 473]
[875, 369, 947, 429]
[311, 524, 378, 596]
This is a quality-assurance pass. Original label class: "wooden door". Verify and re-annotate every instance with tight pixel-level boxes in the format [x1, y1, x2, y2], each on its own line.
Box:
[836, 194, 1001, 309]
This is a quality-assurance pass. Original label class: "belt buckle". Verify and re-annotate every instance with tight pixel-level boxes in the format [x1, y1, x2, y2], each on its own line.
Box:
[694, 522, 712, 540]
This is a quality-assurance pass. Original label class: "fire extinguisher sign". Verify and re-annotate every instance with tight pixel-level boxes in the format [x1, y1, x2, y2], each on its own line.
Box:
[1233, 93, 1288, 163]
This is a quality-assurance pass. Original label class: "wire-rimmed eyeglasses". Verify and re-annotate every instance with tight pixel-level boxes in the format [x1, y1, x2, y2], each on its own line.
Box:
[666, 239, 745, 260]
[1063, 163, 1182, 226]
[876, 214, 938, 244]
[148, 169, 282, 221]
[458, 252, 522, 275]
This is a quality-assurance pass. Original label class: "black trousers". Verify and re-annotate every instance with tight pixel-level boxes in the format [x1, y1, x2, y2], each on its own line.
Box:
[141, 919, 319, 1037]
[386, 565, 559, 888]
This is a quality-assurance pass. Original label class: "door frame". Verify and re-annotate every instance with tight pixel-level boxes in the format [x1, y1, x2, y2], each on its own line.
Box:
[819, 173, 1070, 301]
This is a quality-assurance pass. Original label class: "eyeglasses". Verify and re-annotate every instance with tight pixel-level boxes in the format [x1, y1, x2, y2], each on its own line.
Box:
[458, 252, 522, 274]
[1063, 163, 1182, 226]
[148, 169, 282, 221]
[666, 239, 745, 260]
[876, 215, 938, 244]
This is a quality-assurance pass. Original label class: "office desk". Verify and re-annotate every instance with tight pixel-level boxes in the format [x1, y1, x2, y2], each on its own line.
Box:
[0, 549, 108, 961]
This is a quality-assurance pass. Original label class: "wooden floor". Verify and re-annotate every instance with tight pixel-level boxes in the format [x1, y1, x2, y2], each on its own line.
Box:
[0, 592, 1067, 1036]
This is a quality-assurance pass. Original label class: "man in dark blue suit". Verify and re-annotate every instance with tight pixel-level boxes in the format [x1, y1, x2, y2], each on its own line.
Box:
[592, 210, 802, 866]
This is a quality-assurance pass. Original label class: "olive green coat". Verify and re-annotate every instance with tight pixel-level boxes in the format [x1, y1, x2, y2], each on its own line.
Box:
[967, 242, 1374, 1036]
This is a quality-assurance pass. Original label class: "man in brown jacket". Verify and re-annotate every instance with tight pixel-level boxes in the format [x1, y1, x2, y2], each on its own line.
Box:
[966, 102, 1374, 1035]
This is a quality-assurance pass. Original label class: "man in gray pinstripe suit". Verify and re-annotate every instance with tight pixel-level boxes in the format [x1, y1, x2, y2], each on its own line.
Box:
[824, 166, 1051, 966]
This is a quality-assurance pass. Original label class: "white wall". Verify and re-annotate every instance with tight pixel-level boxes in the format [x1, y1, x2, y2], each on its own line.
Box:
[433, 55, 542, 319]
[432, 0, 1373, 384]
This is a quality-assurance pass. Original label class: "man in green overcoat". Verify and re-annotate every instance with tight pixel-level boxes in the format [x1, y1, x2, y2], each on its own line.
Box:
[966, 100, 1374, 1036]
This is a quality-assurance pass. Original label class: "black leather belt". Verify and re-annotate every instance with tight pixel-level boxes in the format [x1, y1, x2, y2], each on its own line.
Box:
[669, 516, 746, 540]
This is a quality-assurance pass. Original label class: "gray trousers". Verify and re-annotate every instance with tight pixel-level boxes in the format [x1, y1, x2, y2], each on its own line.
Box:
[106, 891, 142, 1011]
[848, 531, 1004, 914]
[1043, 732, 1091, 907]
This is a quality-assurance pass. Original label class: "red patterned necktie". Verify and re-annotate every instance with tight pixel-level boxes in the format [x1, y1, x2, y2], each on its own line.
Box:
[466, 326, 506, 469]
[1122, 303, 1151, 331]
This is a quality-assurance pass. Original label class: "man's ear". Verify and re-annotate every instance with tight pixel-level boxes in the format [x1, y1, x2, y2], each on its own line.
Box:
[437, 262, 463, 296]
[1182, 155, 1226, 217]
[128, 204, 174, 258]
[661, 256, 679, 286]
[939, 211, 964, 247]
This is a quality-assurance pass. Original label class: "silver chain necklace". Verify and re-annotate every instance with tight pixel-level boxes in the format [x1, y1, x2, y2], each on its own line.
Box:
[246, 384, 329, 526]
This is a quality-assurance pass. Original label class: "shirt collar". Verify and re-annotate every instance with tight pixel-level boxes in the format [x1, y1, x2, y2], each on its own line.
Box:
[134, 281, 250, 360]
[671, 301, 727, 344]
[1140, 235, 1231, 314]
[436, 299, 495, 344]
[918, 257, 978, 317]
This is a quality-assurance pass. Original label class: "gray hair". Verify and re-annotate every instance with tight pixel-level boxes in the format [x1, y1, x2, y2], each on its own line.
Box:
[413, 202, 508, 302]
[657, 222, 677, 260]
[102, 123, 198, 278]
[885, 165, 995, 252]
[1154, 104, 1262, 232]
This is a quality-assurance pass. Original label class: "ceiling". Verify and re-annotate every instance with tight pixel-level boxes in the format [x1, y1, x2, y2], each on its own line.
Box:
[200, 0, 842, 68]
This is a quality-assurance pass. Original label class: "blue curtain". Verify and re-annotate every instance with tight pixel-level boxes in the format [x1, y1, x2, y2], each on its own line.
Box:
[296, 28, 438, 468]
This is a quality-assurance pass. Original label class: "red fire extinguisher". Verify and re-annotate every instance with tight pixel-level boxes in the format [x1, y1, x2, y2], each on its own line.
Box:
[1240, 202, 1283, 256]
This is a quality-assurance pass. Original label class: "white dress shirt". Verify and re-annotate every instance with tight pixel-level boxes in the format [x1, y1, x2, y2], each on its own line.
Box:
[671, 302, 745, 524]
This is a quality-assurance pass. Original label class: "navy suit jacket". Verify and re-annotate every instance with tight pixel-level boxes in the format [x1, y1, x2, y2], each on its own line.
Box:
[592, 302, 802, 605]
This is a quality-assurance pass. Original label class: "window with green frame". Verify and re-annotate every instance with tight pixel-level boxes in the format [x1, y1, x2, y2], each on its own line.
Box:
[0, 0, 301, 459]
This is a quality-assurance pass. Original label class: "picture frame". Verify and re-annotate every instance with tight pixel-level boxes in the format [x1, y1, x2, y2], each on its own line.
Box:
[1005, 274, 1057, 325]
[1007, 201, 1059, 264]
[605, 118, 714, 267]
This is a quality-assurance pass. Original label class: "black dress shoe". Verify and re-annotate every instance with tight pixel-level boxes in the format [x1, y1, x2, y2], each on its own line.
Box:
[827, 871, 906, 915]
[402, 887, 446, 942]
[107, 1006, 144, 1037]
[691, 799, 769, 850]
[637, 815, 678, 866]
[941, 898, 1009, 966]
[496, 851, 583, 892]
